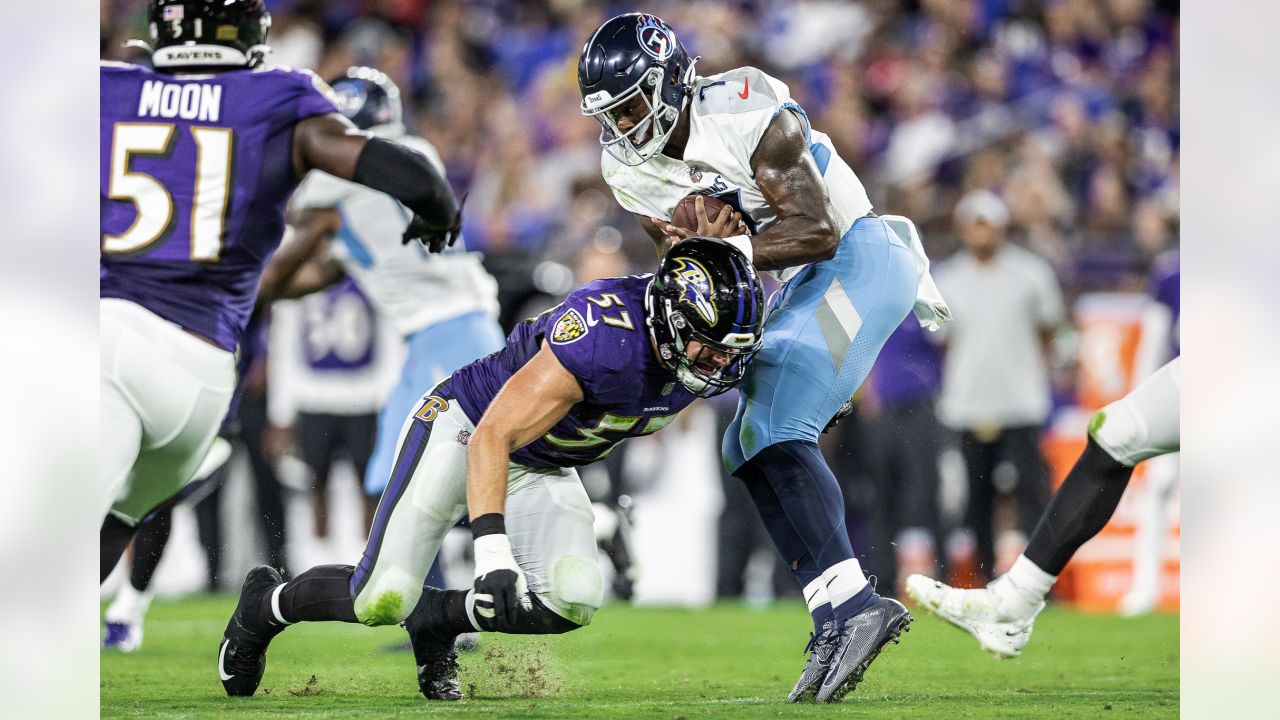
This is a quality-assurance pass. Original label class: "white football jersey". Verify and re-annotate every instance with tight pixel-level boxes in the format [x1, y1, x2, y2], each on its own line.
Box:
[290, 134, 500, 336]
[602, 67, 872, 280]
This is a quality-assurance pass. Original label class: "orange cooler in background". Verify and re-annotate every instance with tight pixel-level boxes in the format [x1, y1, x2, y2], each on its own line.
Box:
[1043, 293, 1180, 612]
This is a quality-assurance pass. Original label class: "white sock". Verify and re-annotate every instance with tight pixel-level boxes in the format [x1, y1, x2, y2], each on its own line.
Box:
[821, 558, 869, 609]
[463, 589, 483, 632]
[269, 585, 293, 625]
[105, 582, 152, 622]
[996, 555, 1057, 606]
[803, 577, 830, 614]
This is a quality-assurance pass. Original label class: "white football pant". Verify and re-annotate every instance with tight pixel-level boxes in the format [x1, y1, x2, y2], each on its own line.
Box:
[350, 389, 604, 627]
[1090, 357, 1180, 466]
[101, 299, 235, 525]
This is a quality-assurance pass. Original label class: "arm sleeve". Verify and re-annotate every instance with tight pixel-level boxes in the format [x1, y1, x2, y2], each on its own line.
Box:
[353, 137, 458, 227]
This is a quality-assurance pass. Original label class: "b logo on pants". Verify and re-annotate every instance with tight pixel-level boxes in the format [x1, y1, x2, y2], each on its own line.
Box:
[414, 395, 450, 423]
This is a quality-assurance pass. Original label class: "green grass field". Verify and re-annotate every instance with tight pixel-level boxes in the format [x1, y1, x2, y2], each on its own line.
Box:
[102, 595, 1178, 718]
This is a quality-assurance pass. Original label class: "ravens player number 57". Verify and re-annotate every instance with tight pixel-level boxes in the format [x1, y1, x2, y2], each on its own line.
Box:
[215, 238, 766, 702]
[100, 0, 465, 579]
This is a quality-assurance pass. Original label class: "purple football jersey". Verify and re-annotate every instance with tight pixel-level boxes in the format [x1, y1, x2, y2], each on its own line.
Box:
[301, 278, 378, 371]
[100, 62, 338, 351]
[870, 318, 942, 406]
[445, 275, 697, 468]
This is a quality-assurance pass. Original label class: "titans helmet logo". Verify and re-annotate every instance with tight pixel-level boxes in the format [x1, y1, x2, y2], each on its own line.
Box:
[672, 257, 717, 325]
[333, 84, 368, 115]
[636, 15, 675, 61]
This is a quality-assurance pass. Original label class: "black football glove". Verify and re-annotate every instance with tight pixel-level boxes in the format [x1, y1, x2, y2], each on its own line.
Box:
[402, 192, 467, 253]
[471, 533, 527, 630]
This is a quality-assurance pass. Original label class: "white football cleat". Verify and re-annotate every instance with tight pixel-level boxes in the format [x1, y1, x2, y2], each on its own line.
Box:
[905, 574, 1045, 658]
[103, 585, 152, 653]
[102, 619, 143, 652]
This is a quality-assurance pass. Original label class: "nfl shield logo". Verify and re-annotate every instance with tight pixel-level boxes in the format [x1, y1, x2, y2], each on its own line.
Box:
[162, 5, 185, 21]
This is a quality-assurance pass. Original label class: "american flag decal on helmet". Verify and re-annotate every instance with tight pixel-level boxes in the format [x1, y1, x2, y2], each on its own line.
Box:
[162, 5, 184, 21]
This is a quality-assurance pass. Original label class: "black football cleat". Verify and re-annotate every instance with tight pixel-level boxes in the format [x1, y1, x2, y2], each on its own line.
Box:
[787, 618, 840, 703]
[218, 565, 285, 697]
[813, 595, 912, 703]
[403, 605, 464, 701]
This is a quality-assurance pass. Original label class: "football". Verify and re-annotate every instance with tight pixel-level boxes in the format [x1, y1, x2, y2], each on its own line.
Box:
[670, 194, 731, 232]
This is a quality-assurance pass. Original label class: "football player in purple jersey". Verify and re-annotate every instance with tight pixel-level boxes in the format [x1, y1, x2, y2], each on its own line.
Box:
[215, 238, 765, 701]
[100, 0, 465, 577]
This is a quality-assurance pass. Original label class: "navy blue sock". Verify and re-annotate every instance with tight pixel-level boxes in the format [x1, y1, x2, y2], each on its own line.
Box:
[735, 441, 853, 632]
[810, 600, 836, 633]
[832, 584, 876, 622]
[747, 441, 855, 571]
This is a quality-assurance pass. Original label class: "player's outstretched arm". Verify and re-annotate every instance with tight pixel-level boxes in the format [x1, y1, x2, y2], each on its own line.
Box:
[258, 209, 345, 302]
[467, 343, 584, 517]
[292, 113, 461, 251]
[464, 342, 585, 626]
[746, 110, 842, 271]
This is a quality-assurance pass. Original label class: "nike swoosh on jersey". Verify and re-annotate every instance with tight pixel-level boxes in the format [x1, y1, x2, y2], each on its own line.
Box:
[738, 76, 749, 99]
[218, 640, 234, 681]
[585, 306, 600, 326]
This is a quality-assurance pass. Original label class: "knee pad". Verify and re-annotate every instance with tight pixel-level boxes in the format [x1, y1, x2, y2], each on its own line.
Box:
[1090, 358, 1180, 467]
[353, 566, 421, 626]
[1088, 397, 1154, 467]
[544, 555, 604, 627]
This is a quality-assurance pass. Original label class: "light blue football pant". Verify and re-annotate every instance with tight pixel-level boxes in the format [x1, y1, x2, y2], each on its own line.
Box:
[723, 215, 919, 472]
[364, 311, 505, 495]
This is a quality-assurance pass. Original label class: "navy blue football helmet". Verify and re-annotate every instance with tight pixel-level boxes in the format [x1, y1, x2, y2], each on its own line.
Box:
[647, 238, 765, 397]
[141, 0, 271, 70]
[328, 67, 404, 136]
[578, 14, 698, 166]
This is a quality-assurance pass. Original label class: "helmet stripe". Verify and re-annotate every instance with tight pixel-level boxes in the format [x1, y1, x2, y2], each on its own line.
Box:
[730, 254, 747, 330]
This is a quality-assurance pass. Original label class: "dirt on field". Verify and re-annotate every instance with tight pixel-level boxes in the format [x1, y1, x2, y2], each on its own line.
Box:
[465, 640, 565, 699]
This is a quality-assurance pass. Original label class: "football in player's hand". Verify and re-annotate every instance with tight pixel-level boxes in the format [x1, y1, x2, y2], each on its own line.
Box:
[670, 194, 730, 232]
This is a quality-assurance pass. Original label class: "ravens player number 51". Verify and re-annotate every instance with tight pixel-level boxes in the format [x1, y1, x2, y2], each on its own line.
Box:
[100, 0, 465, 580]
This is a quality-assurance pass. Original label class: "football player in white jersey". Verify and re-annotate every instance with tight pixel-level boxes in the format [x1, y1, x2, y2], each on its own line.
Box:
[262, 67, 505, 560]
[906, 357, 1180, 657]
[578, 14, 951, 703]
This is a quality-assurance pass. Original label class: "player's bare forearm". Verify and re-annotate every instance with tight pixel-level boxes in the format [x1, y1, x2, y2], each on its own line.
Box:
[466, 344, 584, 518]
[748, 110, 842, 271]
[272, 258, 345, 300]
[258, 209, 340, 301]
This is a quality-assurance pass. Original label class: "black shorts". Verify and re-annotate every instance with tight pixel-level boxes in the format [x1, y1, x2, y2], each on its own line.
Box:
[296, 411, 378, 489]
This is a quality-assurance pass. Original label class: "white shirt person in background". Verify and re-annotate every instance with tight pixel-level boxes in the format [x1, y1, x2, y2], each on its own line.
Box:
[933, 189, 1066, 581]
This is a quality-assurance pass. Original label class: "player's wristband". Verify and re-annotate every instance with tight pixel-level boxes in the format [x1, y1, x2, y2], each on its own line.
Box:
[725, 235, 754, 265]
[473, 533, 518, 578]
[470, 512, 506, 539]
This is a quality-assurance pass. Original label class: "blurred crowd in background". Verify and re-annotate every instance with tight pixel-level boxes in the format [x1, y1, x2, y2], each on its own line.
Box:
[100, 0, 1179, 604]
